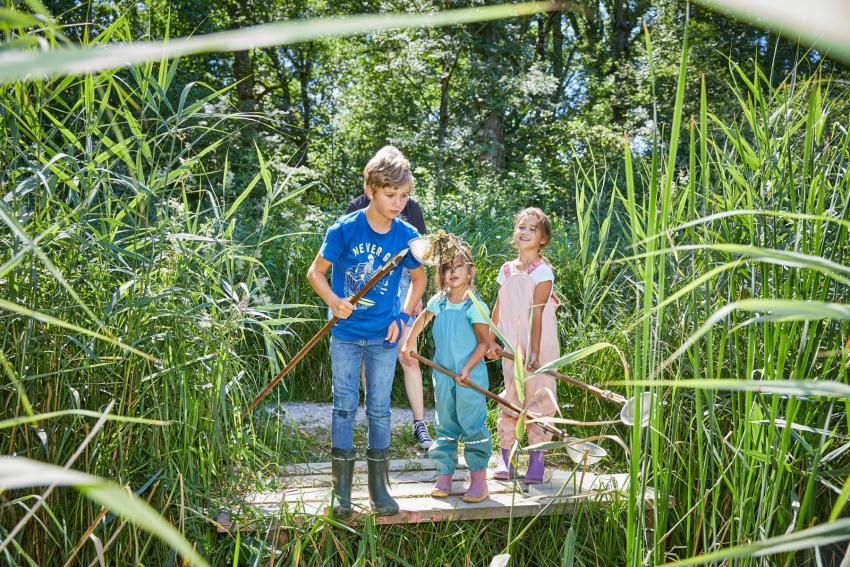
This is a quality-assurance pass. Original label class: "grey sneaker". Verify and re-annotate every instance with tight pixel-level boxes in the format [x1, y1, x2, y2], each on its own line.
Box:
[413, 420, 433, 449]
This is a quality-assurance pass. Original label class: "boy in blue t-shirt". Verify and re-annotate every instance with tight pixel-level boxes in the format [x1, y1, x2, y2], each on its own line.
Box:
[307, 145, 426, 517]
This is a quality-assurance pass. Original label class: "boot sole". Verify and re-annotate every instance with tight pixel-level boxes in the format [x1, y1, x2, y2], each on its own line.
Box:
[523, 470, 552, 484]
[462, 491, 489, 503]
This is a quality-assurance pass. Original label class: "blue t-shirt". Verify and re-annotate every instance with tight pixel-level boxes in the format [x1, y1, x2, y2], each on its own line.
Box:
[426, 293, 491, 325]
[319, 209, 421, 340]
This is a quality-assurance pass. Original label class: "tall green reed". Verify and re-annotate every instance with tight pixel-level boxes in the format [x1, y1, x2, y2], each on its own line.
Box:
[606, 27, 850, 565]
[0, 14, 315, 562]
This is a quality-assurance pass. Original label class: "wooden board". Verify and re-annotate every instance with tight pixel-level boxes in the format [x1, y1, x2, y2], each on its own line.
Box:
[217, 456, 665, 530]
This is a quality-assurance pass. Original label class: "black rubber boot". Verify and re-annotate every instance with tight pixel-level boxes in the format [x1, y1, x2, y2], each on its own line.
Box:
[366, 448, 399, 516]
[331, 448, 356, 517]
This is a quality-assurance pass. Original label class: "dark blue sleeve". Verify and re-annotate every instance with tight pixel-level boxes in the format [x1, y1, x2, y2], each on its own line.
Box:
[346, 195, 368, 214]
[406, 200, 427, 234]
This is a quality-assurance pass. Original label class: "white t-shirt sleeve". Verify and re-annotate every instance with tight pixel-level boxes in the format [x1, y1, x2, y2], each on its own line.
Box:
[496, 263, 508, 286]
[530, 263, 555, 285]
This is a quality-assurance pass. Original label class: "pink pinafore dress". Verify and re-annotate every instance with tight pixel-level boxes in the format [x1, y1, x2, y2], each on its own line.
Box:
[495, 260, 560, 447]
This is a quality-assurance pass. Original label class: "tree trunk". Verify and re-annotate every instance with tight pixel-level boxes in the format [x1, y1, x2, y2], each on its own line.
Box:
[437, 54, 457, 149]
[481, 110, 505, 170]
[266, 47, 292, 112]
[295, 45, 313, 166]
[233, 50, 255, 112]
[612, 0, 630, 60]
[551, 11, 564, 81]
[535, 14, 548, 61]
[611, 0, 631, 124]
[476, 22, 506, 172]
[227, 2, 255, 113]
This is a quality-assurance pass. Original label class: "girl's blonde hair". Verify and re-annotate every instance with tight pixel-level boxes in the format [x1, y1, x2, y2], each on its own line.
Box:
[435, 245, 476, 291]
[513, 207, 552, 249]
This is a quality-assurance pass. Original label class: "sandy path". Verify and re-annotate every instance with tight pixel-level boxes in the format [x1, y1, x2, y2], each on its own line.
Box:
[266, 402, 435, 430]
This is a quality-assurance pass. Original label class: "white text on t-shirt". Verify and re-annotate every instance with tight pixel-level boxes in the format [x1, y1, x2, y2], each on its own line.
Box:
[351, 242, 392, 263]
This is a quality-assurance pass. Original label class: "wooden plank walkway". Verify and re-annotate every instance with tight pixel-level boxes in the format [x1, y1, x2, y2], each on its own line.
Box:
[217, 456, 661, 530]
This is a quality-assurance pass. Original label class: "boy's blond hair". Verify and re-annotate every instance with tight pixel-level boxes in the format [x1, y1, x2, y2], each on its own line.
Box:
[363, 145, 414, 192]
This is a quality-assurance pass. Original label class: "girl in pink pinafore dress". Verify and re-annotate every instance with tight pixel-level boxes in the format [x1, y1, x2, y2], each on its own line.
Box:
[489, 207, 560, 484]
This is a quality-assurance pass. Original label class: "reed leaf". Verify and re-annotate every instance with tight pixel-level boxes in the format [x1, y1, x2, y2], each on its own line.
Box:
[624, 379, 850, 399]
[0, 457, 210, 566]
[0, 2, 564, 82]
[661, 517, 850, 566]
[0, 298, 157, 362]
[656, 299, 850, 377]
[0, 411, 171, 430]
[695, 0, 850, 65]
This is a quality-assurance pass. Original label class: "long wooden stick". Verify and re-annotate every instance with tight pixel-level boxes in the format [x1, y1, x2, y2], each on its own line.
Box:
[243, 249, 410, 417]
[497, 350, 626, 406]
[410, 352, 569, 441]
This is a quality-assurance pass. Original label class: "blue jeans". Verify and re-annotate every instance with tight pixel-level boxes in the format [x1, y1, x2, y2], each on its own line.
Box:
[330, 336, 397, 450]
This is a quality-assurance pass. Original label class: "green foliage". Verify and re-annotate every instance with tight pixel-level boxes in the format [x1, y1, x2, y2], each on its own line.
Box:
[0, 18, 312, 561]
[2, 1, 850, 566]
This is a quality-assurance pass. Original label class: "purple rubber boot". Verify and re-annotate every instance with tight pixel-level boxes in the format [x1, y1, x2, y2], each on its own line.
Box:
[524, 451, 545, 484]
[462, 470, 489, 502]
[493, 448, 515, 481]
[431, 474, 453, 498]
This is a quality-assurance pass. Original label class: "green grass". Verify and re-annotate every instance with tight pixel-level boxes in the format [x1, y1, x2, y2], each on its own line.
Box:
[2, 3, 850, 566]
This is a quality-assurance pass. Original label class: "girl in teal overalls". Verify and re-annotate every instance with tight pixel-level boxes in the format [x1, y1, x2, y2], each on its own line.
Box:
[402, 246, 492, 502]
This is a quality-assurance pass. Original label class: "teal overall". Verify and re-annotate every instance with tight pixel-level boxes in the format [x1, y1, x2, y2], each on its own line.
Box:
[428, 295, 493, 474]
